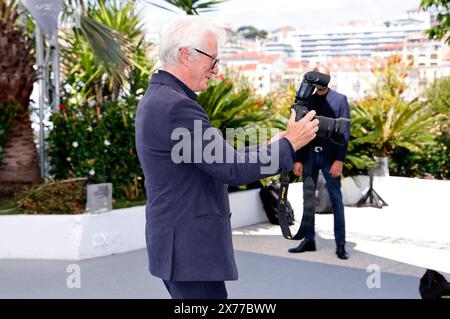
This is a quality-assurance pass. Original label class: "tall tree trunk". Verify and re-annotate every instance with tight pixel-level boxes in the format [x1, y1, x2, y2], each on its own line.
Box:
[0, 0, 40, 198]
[0, 108, 41, 197]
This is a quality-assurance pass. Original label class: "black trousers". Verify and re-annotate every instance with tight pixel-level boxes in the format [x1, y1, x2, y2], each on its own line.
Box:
[163, 280, 228, 299]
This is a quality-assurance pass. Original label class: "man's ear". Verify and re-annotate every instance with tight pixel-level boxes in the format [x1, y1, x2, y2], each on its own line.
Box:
[179, 47, 190, 67]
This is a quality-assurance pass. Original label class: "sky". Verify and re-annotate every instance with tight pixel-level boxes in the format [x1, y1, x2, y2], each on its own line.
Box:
[138, 0, 422, 33]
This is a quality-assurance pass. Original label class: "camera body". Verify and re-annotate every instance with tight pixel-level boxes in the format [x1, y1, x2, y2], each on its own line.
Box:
[292, 71, 349, 146]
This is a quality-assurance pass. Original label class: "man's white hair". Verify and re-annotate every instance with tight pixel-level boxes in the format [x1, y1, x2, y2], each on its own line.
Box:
[159, 16, 226, 68]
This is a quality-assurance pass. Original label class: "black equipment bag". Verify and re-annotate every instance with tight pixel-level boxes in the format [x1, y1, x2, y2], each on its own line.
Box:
[259, 182, 295, 226]
[419, 269, 450, 299]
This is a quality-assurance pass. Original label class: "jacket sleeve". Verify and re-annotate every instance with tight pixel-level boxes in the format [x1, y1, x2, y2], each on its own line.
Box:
[336, 94, 350, 162]
[169, 100, 295, 186]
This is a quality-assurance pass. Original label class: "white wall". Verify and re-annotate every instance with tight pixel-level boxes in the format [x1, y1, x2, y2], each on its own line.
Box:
[0, 176, 380, 260]
[0, 207, 146, 260]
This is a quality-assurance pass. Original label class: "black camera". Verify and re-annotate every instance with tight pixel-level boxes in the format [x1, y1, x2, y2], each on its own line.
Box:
[292, 71, 349, 146]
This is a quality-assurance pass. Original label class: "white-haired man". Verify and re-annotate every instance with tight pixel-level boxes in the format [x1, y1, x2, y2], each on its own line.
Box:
[135, 16, 319, 299]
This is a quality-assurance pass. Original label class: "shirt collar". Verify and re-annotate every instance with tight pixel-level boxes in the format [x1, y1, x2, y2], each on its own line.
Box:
[158, 70, 198, 101]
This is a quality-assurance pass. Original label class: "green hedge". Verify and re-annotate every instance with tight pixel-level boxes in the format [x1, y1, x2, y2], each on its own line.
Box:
[390, 133, 450, 179]
[47, 102, 144, 200]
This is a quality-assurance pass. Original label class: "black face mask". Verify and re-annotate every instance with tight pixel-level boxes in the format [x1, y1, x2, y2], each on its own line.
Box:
[315, 91, 328, 99]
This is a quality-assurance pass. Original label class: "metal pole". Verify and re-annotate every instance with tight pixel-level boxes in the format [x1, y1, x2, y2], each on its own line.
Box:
[35, 25, 46, 178]
[51, 33, 60, 112]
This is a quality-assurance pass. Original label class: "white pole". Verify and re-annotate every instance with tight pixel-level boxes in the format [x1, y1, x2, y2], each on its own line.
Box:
[35, 25, 46, 178]
[51, 33, 60, 112]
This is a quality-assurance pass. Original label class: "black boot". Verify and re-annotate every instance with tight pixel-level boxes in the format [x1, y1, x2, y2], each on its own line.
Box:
[288, 240, 316, 253]
[336, 244, 349, 259]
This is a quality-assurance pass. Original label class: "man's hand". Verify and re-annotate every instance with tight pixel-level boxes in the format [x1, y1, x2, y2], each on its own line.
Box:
[293, 162, 303, 177]
[284, 109, 319, 151]
[330, 160, 343, 177]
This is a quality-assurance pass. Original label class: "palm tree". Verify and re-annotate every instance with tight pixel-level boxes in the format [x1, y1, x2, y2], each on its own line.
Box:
[0, 0, 134, 198]
[146, 0, 227, 15]
[0, 0, 39, 198]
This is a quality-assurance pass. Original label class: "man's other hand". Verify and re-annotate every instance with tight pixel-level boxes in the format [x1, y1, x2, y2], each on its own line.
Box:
[330, 160, 343, 177]
[293, 162, 303, 177]
[284, 109, 319, 151]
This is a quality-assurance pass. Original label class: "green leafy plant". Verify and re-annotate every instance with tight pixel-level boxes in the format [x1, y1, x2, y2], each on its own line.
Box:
[388, 75, 450, 179]
[61, 0, 152, 107]
[346, 55, 441, 175]
[351, 98, 437, 156]
[425, 76, 450, 116]
[265, 82, 297, 117]
[390, 134, 450, 179]
[420, 0, 450, 44]
[145, 0, 227, 15]
[46, 0, 154, 203]
[197, 76, 285, 147]
[0, 0, 136, 198]
[65, 0, 136, 85]
[0, 200, 20, 215]
[197, 75, 289, 190]
[237, 25, 268, 40]
[47, 101, 144, 200]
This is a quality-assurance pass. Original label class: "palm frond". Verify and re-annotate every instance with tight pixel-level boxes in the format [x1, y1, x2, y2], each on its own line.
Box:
[141, 0, 179, 13]
[0, 0, 18, 23]
[75, 13, 132, 85]
[197, 78, 279, 141]
[345, 154, 374, 170]
[144, 0, 227, 15]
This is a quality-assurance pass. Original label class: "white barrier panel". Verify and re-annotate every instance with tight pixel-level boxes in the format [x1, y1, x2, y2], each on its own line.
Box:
[2, 176, 447, 260]
[0, 207, 146, 260]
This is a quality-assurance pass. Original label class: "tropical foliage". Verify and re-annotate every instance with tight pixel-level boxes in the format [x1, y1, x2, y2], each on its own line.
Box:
[61, 0, 151, 107]
[146, 0, 227, 15]
[390, 135, 450, 179]
[0, 0, 134, 198]
[48, 0, 154, 201]
[237, 25, 268, 40]
[420, 0, 450, 44]
[424, 76, 450, 117]
[389, 75, 450, 179]
[265, 82, 297, 117]
[197, 76, 285, 139]
[345, 55, 442, 175]
[47, 101, 143, 200]
[198, 78, 263, 132]
[65, 0, 136, 84]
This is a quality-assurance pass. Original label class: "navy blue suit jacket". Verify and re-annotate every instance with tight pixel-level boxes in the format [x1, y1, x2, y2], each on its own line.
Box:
[135, 70, 294, 281]
[295, 89, 350, 165]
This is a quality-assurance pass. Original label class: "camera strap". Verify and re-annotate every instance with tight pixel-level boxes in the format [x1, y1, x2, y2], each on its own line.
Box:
[278, 146, 315, 240]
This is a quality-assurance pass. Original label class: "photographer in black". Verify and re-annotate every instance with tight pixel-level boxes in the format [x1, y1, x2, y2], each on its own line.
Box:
[288, 65, 351, 260]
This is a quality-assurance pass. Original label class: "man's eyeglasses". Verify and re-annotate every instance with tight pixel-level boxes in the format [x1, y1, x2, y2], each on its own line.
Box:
[194, 48, 220, 70]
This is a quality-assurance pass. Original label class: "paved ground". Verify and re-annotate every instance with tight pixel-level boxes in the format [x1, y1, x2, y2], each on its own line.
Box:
[232, 221, 450, 279]
[2, 222, 446, 299]
[0, 177, 448, 299]
[0, 247, 422, 299]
